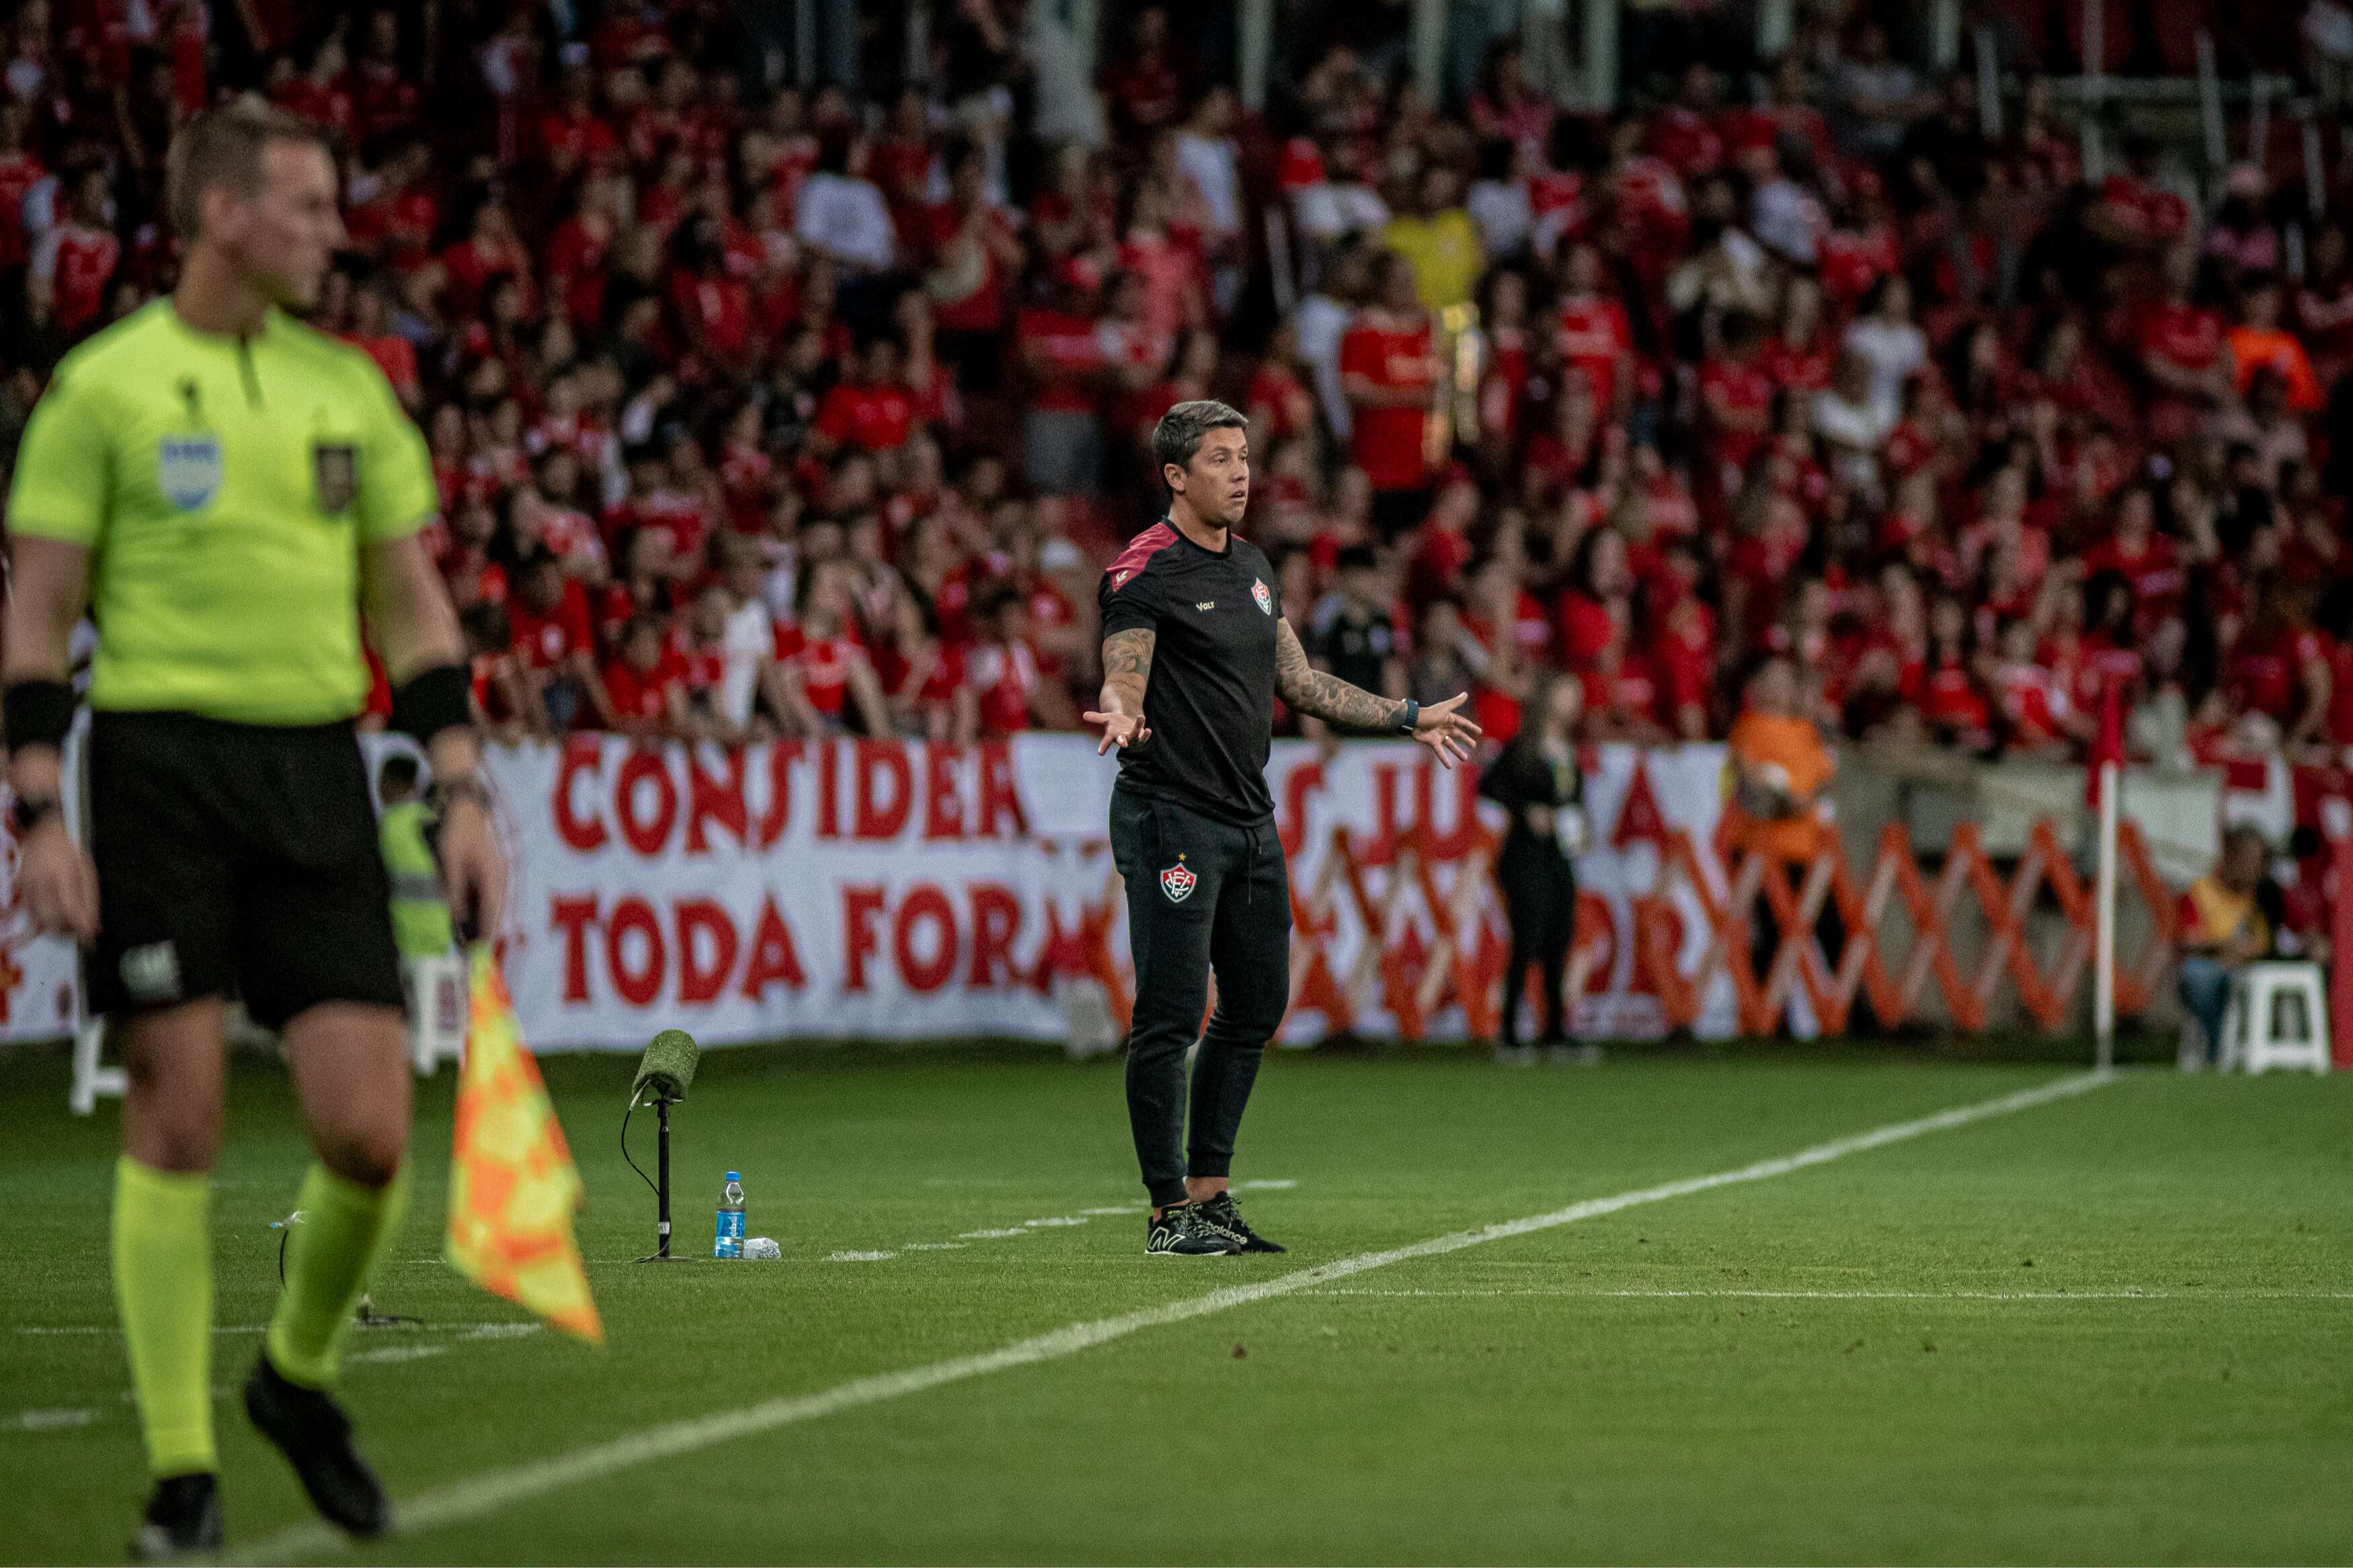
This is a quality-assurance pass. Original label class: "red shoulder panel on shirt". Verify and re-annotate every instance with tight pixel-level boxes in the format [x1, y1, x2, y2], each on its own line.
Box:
[1104, 522, 1177, 591]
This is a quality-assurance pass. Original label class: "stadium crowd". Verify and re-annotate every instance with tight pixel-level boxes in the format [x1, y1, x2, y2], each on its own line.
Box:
[4, 0, 2353, 771]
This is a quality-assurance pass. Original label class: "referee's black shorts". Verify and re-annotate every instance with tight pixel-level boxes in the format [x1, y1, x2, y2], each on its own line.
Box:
[84, 711, 404, 1030]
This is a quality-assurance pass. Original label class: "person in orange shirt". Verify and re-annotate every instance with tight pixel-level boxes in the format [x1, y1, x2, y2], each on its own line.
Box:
[1726, 656, 1841, 1030]
[1726, 655, 1835, 864]
[2226, 274, 2322, 412]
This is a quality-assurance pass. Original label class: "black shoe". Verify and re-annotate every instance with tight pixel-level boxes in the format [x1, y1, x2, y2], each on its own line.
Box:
[1195, 1191, 1287, 1253]
[243, 1354, 389, 1539]
[1144, 1203, 1240, 1255]
[129, 1472, 222, 1561]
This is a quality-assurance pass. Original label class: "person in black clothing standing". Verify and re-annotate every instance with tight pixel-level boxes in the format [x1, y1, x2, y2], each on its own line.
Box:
[1478, 672, 1595, 1066]
[1086, 401, 1482, 1255]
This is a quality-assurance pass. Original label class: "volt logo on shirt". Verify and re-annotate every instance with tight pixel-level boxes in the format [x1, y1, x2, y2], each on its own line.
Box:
[156, 435, 222, 511]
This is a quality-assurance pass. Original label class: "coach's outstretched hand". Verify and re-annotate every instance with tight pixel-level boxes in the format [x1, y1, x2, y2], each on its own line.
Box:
[1084, 708, 1152, 755]
[1411, 693, 1483, 770]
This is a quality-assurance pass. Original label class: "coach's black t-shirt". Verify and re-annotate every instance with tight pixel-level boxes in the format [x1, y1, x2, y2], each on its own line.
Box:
[1098, 518, 1282, 825]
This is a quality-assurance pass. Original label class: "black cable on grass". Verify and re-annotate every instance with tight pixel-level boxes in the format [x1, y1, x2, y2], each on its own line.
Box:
[622, 1085, 661, 1201]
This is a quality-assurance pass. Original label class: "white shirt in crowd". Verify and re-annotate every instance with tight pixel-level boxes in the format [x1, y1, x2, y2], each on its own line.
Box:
[795, 171, 898, 273]
[1291, 181, 1390, 245]
[1842, 315, 1927, 425]
[719, 596, 775, 729]
[1175, 130, 1242, 240]
[1293, 287, 1355, 441]
[1467, 178, 1531, 261]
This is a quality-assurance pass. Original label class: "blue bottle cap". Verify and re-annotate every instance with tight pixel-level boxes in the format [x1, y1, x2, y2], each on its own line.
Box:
[725, 1171, 740, 1180]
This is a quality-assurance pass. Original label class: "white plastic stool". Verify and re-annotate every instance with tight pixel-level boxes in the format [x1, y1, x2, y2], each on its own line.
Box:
[2217, 961, 2333, 1075]
[405, 952, 468, 1075]
[69, 1016, 124, 1114]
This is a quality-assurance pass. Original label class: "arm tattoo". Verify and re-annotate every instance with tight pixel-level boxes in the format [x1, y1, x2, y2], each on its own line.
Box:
[1099, 627, 1155, 712]
[1274, 619, 1405, 732]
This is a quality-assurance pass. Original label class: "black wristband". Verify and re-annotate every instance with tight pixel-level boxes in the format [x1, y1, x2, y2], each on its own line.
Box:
[1395, 699, 1420, 736]
[390, 663, 474, 745]
[3, 679, 76, 757]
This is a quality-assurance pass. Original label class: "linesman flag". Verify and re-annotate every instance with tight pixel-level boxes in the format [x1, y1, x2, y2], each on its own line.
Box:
[446, 946, 604, 1344]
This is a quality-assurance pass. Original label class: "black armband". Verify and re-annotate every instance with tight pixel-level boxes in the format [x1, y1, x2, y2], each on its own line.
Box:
[3, 679, 77, 757]
[1394, 699, 1420, 737]
[390, 663, 474, 745]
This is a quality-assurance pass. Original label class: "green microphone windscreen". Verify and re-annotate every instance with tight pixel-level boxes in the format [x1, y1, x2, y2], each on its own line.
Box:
[632, 1029, 700, 1104]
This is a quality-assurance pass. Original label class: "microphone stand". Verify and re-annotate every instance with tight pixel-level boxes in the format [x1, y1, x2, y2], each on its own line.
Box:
[633, 1093, 692, 1263]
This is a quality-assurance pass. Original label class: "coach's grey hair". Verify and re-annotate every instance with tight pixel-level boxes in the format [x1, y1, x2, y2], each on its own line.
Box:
[1152, 400, 1248, 489]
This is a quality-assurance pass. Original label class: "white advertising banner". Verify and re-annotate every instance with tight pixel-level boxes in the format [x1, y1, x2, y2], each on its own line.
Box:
[0, 735, 1740, 1050]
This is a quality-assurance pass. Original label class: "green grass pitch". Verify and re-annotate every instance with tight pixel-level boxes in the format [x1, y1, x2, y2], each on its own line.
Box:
[3, 1039, 2350, 1565]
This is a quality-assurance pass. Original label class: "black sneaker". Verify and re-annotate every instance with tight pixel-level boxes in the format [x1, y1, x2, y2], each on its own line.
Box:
[243, 1354, 389, 1539]
[1195, 1191, 1287, 1253]
[1144, 1204, 1241, 1256]
[129, 1472, 222, 1561]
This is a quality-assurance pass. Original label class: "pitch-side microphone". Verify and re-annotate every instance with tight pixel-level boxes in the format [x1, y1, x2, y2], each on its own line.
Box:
[631, 1028, 699, 1105]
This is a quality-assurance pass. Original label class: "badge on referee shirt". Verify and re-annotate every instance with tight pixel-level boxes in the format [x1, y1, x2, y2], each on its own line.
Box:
[313, 442, 358, 514]
[156, 436, 222, 511]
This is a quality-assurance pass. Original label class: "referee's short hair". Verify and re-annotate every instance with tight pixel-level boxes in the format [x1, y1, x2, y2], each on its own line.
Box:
[1152, 400, 1248, 489]
[165, 95, 332, 242]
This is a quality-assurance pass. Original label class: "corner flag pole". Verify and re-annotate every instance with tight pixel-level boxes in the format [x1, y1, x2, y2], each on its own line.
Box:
[2093, 756, 2119, 1073]
[2089, 675, 2124, 1072]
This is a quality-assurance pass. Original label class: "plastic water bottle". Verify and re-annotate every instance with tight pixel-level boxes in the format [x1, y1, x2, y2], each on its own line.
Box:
[713, 1171, 746, 1259]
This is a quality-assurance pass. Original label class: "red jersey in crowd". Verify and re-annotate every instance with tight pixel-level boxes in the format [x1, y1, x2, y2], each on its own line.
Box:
[34, 222, 120, 335]
[510, 581, 596, 670]
[1340, 315, 1439, 492]
[1016, 305, 1103, 414]
[1557, 293, 1634, 411]
[604, 651, 684, 725]
[774, 623, 869, 717]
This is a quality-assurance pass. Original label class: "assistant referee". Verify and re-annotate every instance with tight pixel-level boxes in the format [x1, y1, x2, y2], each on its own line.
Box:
[1085, 402, 1481, 1256]
[4, 100, 505, 1557]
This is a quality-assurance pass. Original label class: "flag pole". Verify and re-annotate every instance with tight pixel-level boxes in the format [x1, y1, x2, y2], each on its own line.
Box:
[2093, 758, 2119, 1072]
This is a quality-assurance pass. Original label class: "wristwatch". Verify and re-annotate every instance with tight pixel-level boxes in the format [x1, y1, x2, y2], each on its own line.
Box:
[1394, 699, 1421, 736]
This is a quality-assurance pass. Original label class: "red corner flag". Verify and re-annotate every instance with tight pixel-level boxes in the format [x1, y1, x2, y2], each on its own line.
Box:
[2085, 673, 2124, 809]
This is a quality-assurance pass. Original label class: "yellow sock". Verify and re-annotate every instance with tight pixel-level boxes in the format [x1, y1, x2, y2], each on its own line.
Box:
[266, 1161, 409, 1391]
[112, 1157, 216, 1477]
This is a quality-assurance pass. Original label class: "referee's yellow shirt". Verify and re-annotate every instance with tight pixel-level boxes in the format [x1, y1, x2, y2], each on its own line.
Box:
[6, 299, 436, 725]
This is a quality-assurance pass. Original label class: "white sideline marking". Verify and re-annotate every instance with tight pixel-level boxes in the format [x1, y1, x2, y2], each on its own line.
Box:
[1236, 1178, 1298, 1190]
[902, 1241, 965, 1251]
[1023, 1216, 1088, 1227]
[346, 1346, 448, 1367]
[232, 1071, 2114, 1564]
[956, 1227, 1029, 1239]
[1301, 1287, 2353, 1302]
[1080, 1206, 1144, 1216]
[824, 1250, 900, 1263]
[5, 1407, 99, 1432]
[17, 1321, 528, 1339]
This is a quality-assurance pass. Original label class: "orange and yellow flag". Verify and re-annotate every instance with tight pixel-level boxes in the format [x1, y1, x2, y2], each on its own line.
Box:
[446, 946, 604, 1344]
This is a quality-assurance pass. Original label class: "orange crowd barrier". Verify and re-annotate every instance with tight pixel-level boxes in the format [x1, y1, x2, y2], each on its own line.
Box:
[1074, 816, 2178, 1042]
[1635, 818, 2177, 1037]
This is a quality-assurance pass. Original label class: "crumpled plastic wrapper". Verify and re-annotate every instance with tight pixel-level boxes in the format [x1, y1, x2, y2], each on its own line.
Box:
[743, 1236, 782, 1260]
